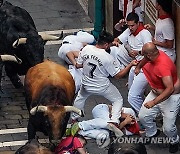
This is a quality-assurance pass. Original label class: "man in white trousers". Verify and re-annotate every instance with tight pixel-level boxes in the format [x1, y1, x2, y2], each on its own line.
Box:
[113, 12, 152, 114]
[137, 43, 180, 153]
[58, 30, 95, 64]
[58, 31, 95, 94]
[69, 104, 138, 139]
[71, 31, 138, 124]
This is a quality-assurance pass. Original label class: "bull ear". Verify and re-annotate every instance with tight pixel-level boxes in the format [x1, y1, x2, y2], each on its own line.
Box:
[64, 106, 84, 117]
[30, 106, 48, 115]
[12, 38, 27, 48]
[0, 55, 22, 64]
[38, 31, 63, 41]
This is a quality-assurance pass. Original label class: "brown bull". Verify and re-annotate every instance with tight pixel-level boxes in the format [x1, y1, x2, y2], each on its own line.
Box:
[24, 60, 83, 143]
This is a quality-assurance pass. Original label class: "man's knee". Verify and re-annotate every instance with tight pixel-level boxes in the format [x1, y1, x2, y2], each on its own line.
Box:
[138, 109, 147, 123]
[163, 123, 177, 136]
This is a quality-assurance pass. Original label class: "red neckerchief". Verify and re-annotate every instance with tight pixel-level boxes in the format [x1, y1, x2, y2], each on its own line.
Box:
[159, 14, 171, 19]
[132, 25, 144, 36]
[125, 121, 140, 135]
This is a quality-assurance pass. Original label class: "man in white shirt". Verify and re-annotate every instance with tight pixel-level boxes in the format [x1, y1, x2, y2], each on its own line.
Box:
[144, 0, 176, 62]
[113, 12, 152, 113]
[58, 30, 95, 64]
[71, 31, 138, 124]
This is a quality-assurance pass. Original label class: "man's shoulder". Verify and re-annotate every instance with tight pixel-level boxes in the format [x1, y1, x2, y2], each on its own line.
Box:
[140, 28, 151, 34]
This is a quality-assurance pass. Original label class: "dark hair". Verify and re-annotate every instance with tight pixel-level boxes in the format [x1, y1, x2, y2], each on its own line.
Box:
[157, 0, 172, 14]
[97, 31, 114, 45]
[126, 12, 139, 23]
[75, 134, 87, 145]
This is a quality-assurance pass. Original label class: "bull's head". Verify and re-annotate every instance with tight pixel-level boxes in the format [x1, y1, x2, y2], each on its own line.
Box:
[12, 31, 63, 66]
[30, 105, 83, 143]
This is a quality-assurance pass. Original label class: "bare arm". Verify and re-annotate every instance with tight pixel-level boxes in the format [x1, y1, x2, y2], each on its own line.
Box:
[66, 51, 80, 66]
[153, 39, 174, 49]
[134, 58, 148, 75]
[77, 147, 88, 154]
[118, 115, 135, 129]
[114, 60, 139, 79]
[144, 24, 155, 31]
[153, 76, 174, 104]
[144, 76, 174, 108]
[133, 0, 141, 10]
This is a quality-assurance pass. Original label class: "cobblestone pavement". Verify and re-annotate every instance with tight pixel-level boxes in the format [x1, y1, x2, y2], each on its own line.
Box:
[0, 0, 180, 154]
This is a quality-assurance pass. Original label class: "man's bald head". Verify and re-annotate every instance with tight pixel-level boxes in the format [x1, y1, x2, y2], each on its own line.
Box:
[142, 42, 159, 60]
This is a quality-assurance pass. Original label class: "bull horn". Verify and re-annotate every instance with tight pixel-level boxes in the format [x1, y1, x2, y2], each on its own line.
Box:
[38, 31, 63, 41]
[64, 106, 84, 117]
[12, 38, 27, 48]
[30, 106, 48, 115]
[0, 55, 22, 64]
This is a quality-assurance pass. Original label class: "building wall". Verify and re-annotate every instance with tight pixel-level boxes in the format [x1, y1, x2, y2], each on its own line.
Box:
[173, 1, 180, 77]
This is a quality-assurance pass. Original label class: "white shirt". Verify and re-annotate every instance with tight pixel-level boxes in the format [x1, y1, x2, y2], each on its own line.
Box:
[119, 0, 143, 22]
[118, 28, 152, 60]
[77, 45, 121, 92]
[155, 18, 175, 53]
[58, 31, 95, 61]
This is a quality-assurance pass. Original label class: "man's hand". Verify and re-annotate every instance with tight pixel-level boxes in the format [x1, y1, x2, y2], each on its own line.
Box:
[114, 19, 127, 32]
[144, 100, 155, 109]
[134, 67, 141, 75]
[144, 24, 155, 31]
[112, 40, 119, 47]
[129, 50, 139, 58]
[124, 115, 135, 125]
[152, 38, 159, 45]
[112, 38, 120, 47]
[130, 60, 139, 66]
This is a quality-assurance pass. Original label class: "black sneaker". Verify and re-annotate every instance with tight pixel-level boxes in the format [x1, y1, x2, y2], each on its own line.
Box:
[144, 129, 161, 145]
[169, 143, 179, 153]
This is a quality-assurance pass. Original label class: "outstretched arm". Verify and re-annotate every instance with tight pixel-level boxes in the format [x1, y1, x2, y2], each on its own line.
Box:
[114, 60, 139, 79]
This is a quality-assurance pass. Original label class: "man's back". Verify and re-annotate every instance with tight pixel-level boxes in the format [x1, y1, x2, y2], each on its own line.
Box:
[77, 45, 121, 92]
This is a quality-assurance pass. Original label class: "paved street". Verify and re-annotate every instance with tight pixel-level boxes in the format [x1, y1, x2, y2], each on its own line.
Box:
[0, 0, 180, 153]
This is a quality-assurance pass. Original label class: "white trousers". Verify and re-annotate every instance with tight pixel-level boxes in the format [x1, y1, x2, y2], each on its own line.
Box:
[139, 91, 180, 143]
[78, 104, 136, 139]
[58, 42, 83, 64]
[163, 50, 176, 63]
[128, 66, 148, 113]
[71, 83, 123, 123]
[110, 45, 133, 69]
[58, 31, 95, 64]
[68, 65, 83, 94]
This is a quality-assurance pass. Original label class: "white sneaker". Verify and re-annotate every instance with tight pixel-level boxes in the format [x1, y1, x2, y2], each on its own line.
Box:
[107, 123, 124, 137]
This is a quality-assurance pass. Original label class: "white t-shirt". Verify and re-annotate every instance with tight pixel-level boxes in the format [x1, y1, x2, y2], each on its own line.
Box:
[119, 0, 143, 22]
[58, 31, 95, 62]
[118, 28, 152, 60]
[155, 18, 175, 54]
[77, 45, 121, 92]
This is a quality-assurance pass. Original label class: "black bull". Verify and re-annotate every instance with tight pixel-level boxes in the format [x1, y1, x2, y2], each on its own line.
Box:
[0, 1, 62, 89]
